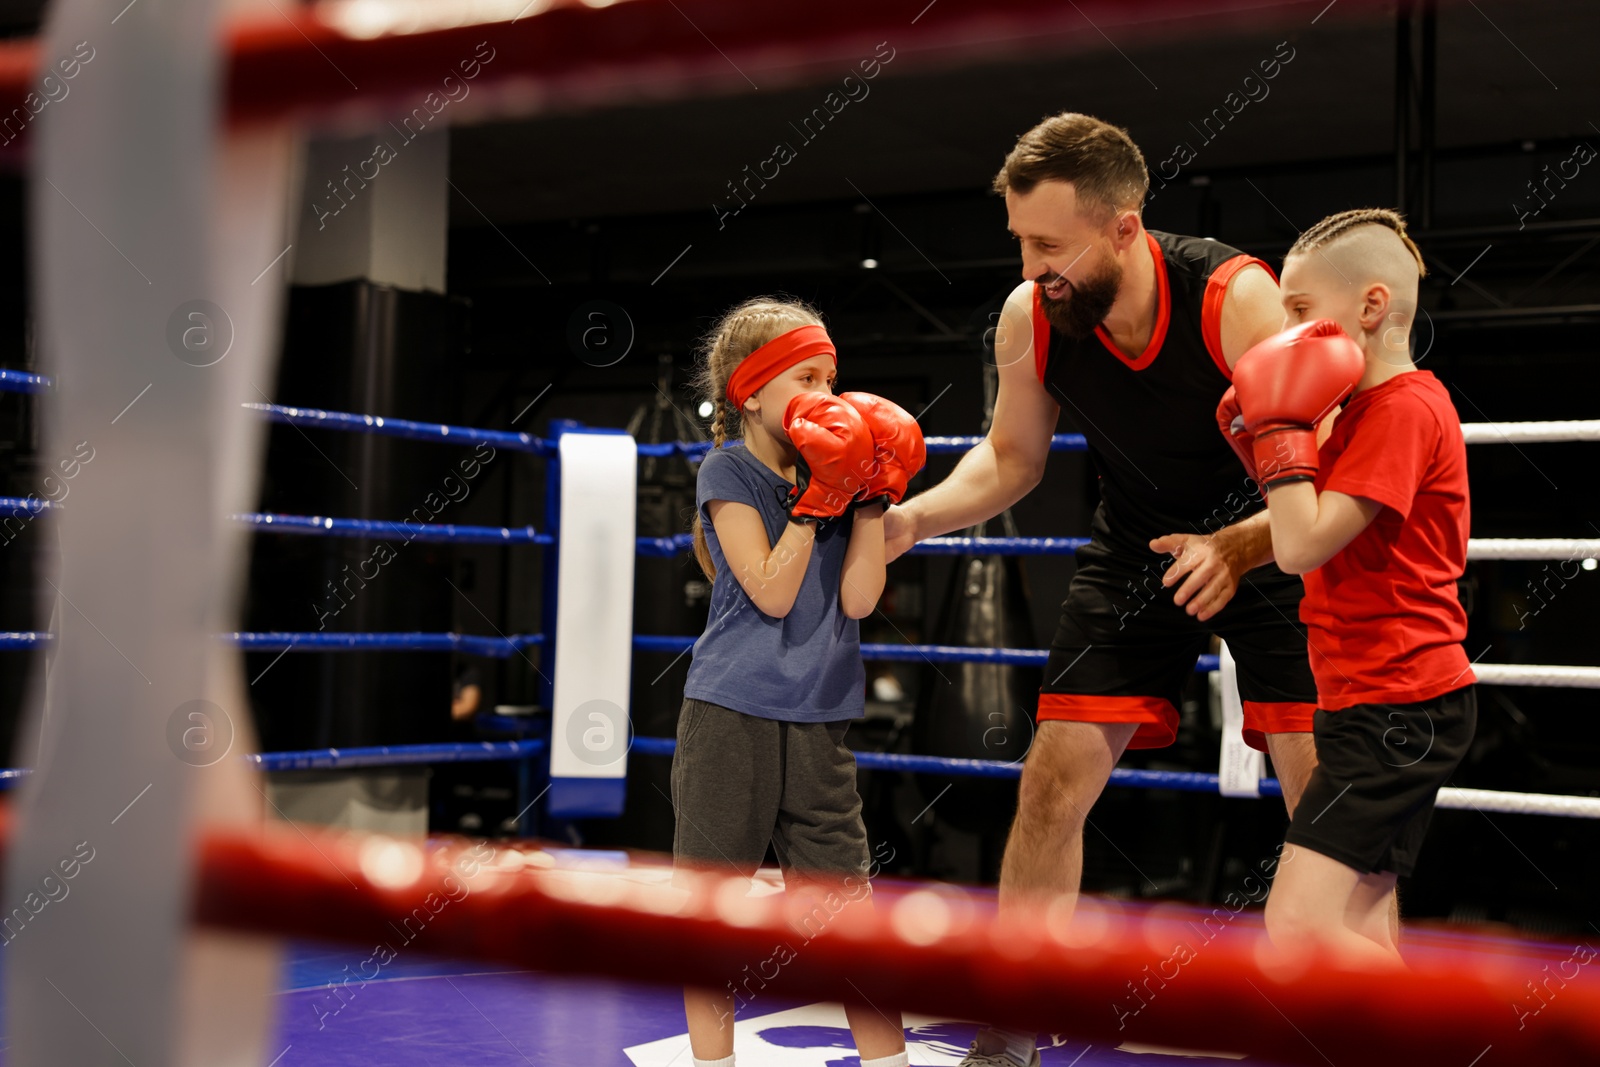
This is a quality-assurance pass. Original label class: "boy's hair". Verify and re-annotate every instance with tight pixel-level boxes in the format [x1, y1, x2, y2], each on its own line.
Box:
[991, 112, 1148, 222]
[688, 296, 825, 579]
[1288, 207, 1428, 278]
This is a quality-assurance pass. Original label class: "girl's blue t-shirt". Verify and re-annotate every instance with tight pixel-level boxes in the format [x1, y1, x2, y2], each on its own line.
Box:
[683, 442, 865, 722]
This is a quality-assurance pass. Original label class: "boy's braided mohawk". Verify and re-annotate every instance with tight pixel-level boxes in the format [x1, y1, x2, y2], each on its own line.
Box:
[1289, 207, 1427, 279]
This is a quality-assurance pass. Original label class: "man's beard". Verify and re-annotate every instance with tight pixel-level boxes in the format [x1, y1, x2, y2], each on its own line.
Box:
[1039, 253, 1122, 340]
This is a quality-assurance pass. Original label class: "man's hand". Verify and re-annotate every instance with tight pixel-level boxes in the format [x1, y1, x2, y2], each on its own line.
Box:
[451, 684, 481, 721]
[1149, 528, 1252, 621]
[883, 503, 918, 563]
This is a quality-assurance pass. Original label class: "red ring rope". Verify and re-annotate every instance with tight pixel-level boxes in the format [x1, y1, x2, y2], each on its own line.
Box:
[0, 806, 1583, 1065]
[0, 0, 1430, 150]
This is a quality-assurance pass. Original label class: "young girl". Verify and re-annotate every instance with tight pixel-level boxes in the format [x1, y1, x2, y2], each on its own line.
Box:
[676, 296, 924, 1067]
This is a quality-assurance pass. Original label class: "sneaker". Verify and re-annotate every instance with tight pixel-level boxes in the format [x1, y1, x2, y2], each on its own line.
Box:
[956, 1039, 1040, 1067]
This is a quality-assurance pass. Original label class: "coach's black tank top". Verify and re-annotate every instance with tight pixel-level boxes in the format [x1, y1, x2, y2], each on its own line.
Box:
[1032, 230, 1274, 562]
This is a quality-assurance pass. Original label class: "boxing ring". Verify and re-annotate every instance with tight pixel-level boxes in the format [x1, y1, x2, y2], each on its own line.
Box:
[4, 369, 1600, 1064]
[6, 375, 1599, 823]
[2, 0, 1599, 1063]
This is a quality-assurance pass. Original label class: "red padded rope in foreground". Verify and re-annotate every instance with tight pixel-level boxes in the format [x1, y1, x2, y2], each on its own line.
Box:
[0, 0, 1459, 151]
[0, 805, 1581, 1066]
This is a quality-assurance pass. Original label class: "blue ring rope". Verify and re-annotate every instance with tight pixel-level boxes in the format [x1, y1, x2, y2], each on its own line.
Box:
[245, 739, 547, 771]
[634, 635, 1221, 672]
[0, 736, 1273, 800]
[0, 368, 49, 394]
[228, 631, 546, 655]
[649, 435, 1089, 457]
[910, 536, 1090, 555]
[236, 511, 551, 546]
[924, 433, 1085, 454]
[629, 735, 1277, 795]
[0, 372, 1092, 457]
[0, 629, 1220, 674]
[246, 402, 552, 454]
[8, 502, 1091, 558]
[0, 631, 51, 650]
[0, 739, 550, 788]
[2, 503, 693, 556]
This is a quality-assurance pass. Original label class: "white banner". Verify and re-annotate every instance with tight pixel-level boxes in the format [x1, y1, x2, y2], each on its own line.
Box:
[549, 430, 638, 816]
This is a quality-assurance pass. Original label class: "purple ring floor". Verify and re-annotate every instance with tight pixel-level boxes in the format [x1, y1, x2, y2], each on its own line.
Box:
[259, 916, 1585, 1067]
[269, 943, 1263, 1067]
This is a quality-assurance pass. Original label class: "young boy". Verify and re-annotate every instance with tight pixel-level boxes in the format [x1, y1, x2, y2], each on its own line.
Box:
[1217, 207, 1475, 968]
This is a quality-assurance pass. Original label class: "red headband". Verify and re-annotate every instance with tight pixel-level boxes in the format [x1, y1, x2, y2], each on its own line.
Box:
[725, 324, 837, 410]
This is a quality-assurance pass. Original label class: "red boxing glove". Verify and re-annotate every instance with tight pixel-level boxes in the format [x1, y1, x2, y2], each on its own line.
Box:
[783, 392, 874, 521]
[1215, 386, 1256, 477]
[1232, 319, 1365, 490]
[839, 392, 926, 508]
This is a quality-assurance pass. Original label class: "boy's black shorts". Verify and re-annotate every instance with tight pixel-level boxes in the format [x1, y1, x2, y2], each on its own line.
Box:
[1285, 685, 1477, 877]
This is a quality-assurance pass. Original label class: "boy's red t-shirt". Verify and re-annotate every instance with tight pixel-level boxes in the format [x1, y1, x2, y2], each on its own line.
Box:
[1300, 370, 1474, 710]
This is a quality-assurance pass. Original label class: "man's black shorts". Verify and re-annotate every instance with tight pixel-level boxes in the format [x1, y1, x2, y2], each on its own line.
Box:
[1037, 544, 1317, 751]
[1285, 685, 1477, 877]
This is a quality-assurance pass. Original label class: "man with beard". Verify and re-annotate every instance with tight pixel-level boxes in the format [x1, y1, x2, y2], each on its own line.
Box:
[883, 113, 1345, 1066]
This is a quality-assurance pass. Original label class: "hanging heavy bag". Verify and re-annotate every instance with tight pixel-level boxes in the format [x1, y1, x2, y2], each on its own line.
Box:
[910, 511, 1041, 835]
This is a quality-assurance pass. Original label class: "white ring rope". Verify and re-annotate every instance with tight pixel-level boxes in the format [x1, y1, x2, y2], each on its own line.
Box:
[1462, 420, 1600, 444]
[1435, 786, 1600, 819]
[1471, 664, 1600, 688]
[1467, 539, 1600, 560]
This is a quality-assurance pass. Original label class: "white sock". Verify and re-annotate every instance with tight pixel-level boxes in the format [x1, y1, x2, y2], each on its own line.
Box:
[860, 1052, 909, 1067]
[692, 1056, 734, 1067]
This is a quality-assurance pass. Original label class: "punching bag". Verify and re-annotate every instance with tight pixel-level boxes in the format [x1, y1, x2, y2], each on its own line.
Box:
[911, 360, 1040, 837]
[911, 513, 1041, 834]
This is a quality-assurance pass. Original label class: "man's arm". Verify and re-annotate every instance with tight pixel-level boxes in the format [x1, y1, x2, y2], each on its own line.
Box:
[1151, 510, 1274, 621]
[1220, 263, 1287, 369]
[885, 281, 1059, 561]
[1223, 262, 1341, 442]
[1226, 509, 1274, 568]
[1214, 263, 1287, 569]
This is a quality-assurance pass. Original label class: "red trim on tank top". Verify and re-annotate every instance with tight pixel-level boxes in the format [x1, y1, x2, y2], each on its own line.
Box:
[1202, 254, 1278, 382]
[1031, 283, 1051, 385]
[1093, 231, 1169, 372]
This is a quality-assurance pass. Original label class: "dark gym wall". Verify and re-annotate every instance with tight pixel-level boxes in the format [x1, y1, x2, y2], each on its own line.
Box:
[432, 0, 1600, 927]
[244, 282, 470, 751]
